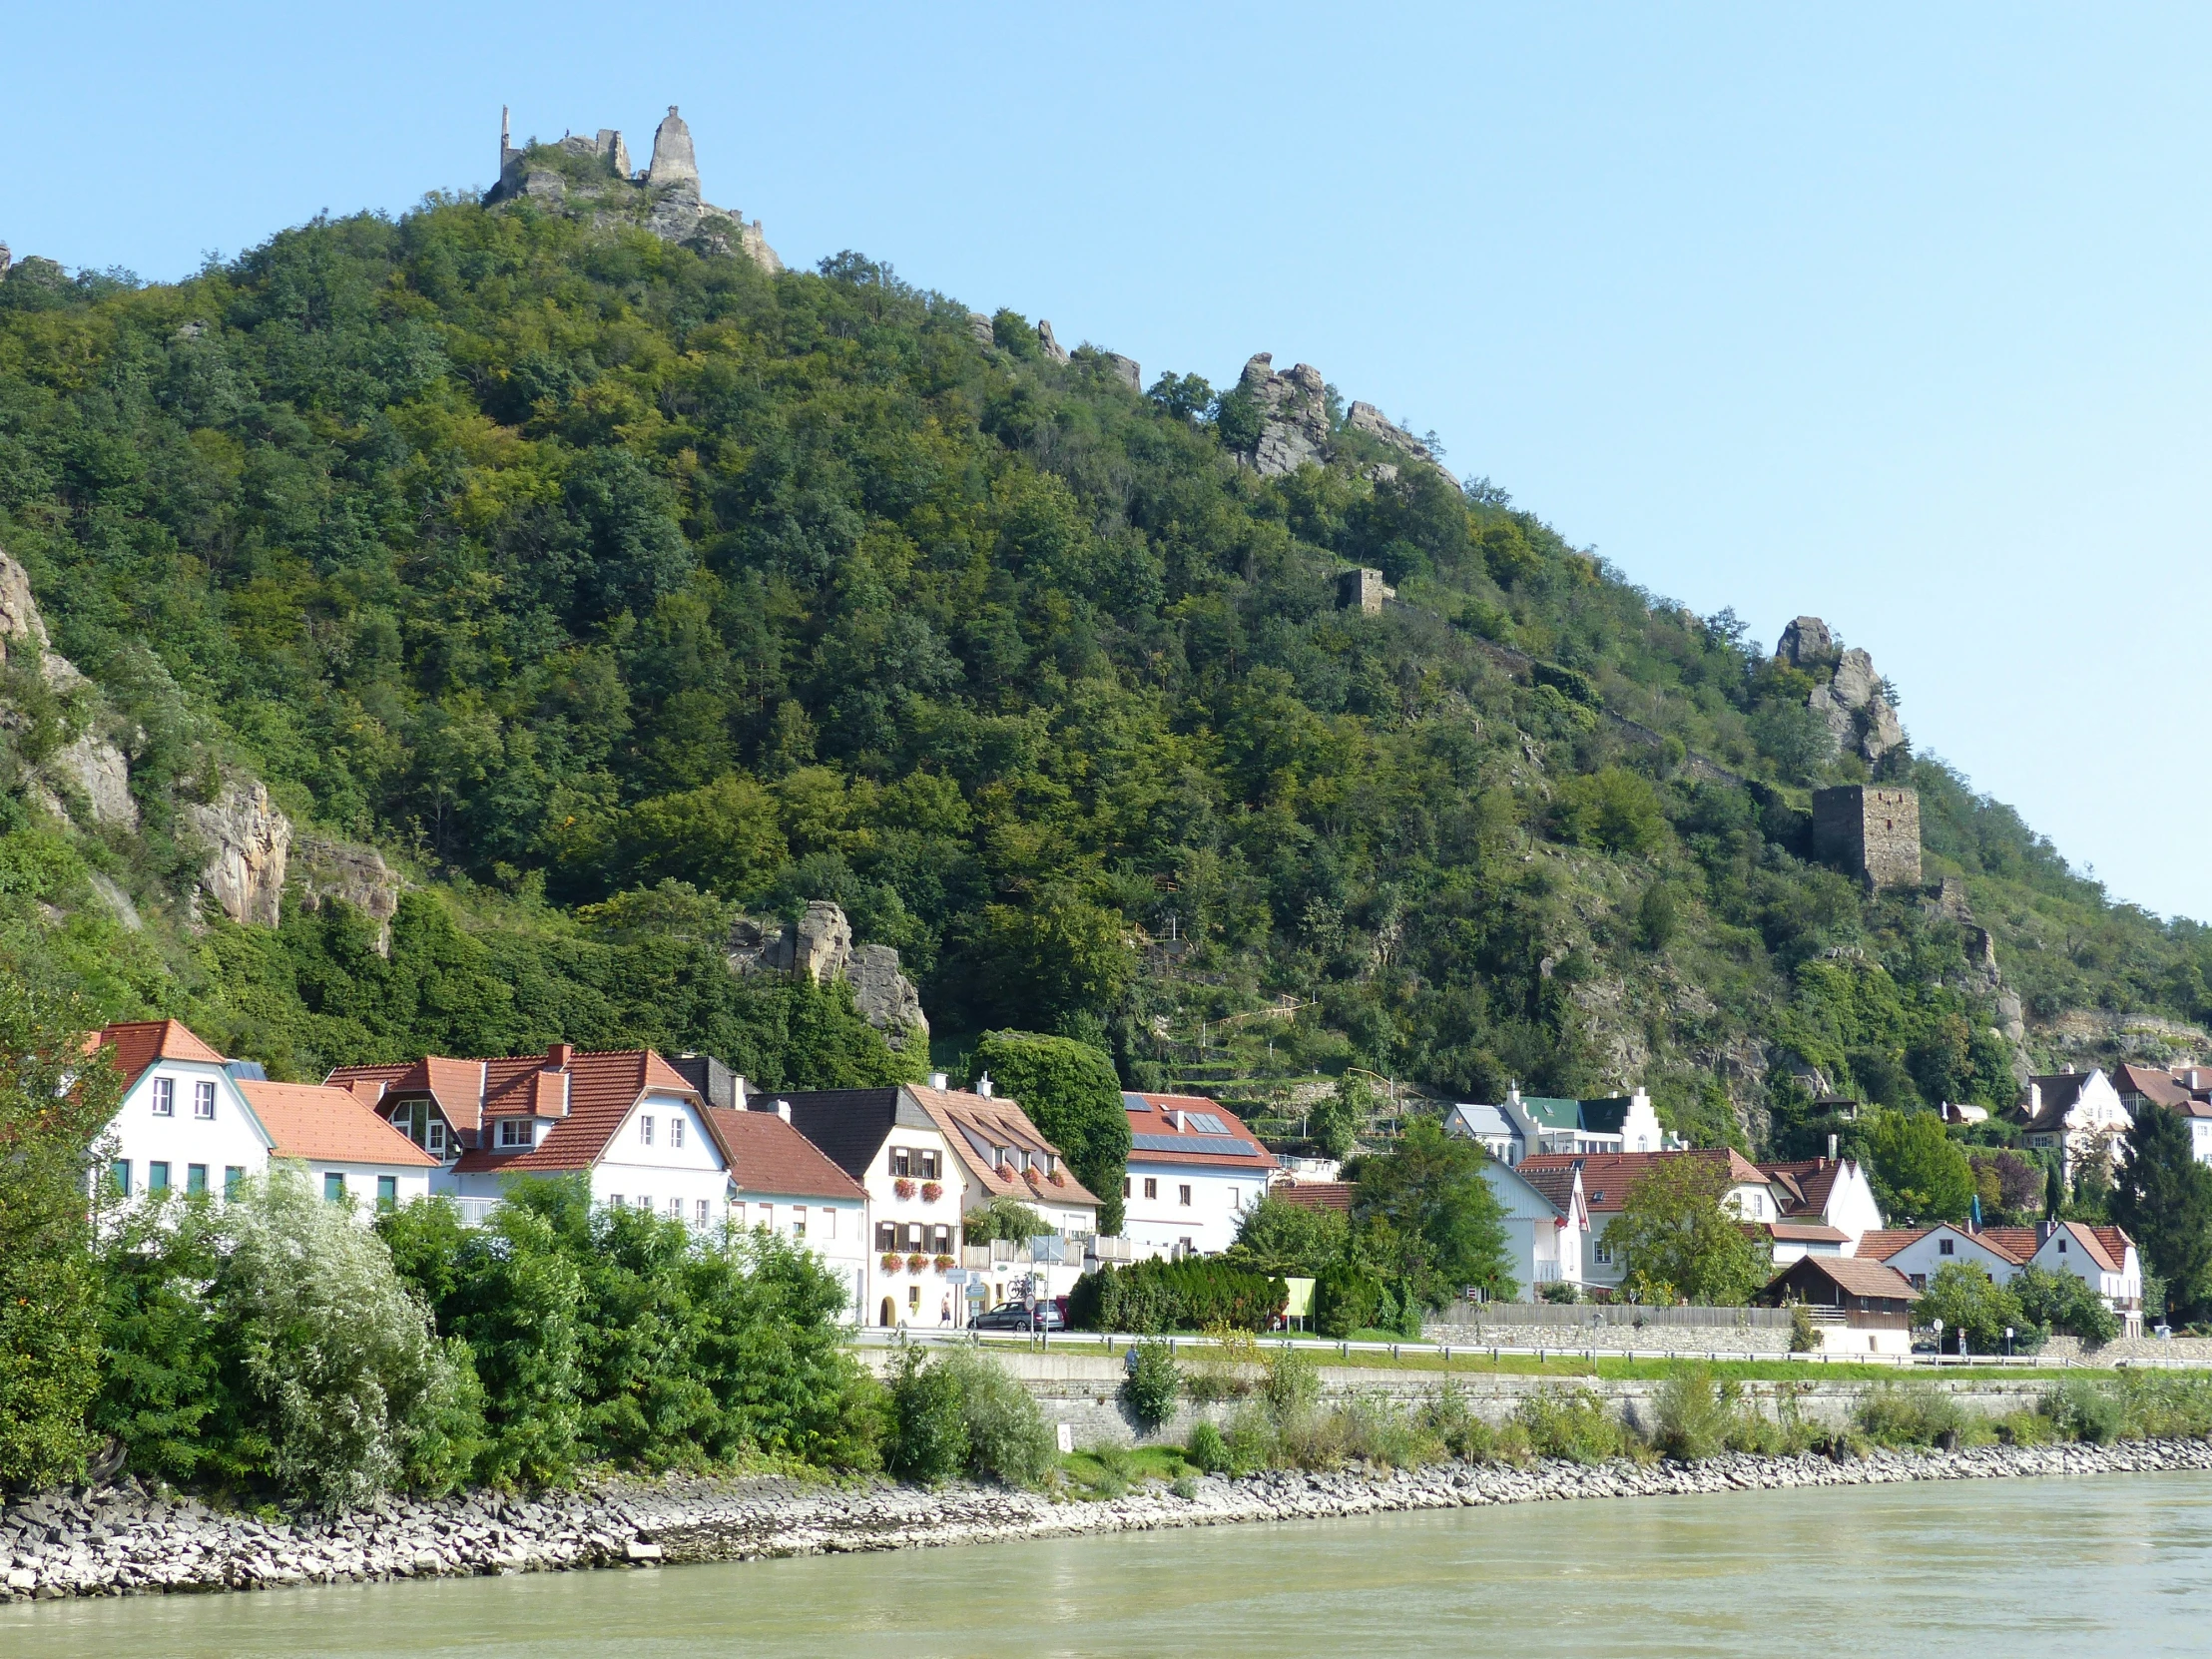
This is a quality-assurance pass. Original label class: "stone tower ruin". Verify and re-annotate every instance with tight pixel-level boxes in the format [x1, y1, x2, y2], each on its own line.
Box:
[1813, 785, 1922, 889]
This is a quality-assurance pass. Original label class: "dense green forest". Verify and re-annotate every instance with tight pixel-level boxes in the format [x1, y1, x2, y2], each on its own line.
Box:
[1, 189, 2207, 1152]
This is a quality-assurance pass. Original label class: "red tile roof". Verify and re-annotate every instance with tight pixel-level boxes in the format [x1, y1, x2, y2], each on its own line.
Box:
[96, 1019, 227, 1089]
[1767, 1254, 1917, 1303]
[1516, 1149, 1767, 1213]
[324, 1056, 492, 1134]
[709, 1108, 866, 1202]
[1758, 1157, 1859, 1220]
[239, 1080, 437, 1169]
[1270, 1181, 1355, 1214]
[1122, 1092, 1277, 1172]
[1853, 1228, 1931, 1262]
[1768, 1221, 1849, 1243]
[908, 1086, 1102, 1209]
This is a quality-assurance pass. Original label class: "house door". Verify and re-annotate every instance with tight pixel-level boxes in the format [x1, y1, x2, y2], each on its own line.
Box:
[880, 1297, 896, 1328]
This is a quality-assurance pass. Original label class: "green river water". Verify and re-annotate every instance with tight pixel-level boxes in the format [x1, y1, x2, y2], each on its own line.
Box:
[6, 1471, 2209, 1658]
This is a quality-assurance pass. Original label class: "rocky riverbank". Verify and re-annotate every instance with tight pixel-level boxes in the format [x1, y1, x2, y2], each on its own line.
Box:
[10, 1438, 2212, 1604]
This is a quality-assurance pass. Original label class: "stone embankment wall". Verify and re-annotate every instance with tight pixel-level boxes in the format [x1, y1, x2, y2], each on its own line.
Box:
[1425, 1302, 1800, 1358]
[863, 1347, 2054, 1448]
[10, 1439, 2212, 1605]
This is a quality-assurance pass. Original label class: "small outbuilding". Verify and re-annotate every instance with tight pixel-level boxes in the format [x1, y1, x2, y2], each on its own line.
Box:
[1761, 1254, 1917, 1357]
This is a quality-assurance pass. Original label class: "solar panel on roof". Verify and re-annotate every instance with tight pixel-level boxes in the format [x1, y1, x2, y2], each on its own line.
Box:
[1130, 1133, 1257, 1157]
[1184, 1112, 1228, 1134]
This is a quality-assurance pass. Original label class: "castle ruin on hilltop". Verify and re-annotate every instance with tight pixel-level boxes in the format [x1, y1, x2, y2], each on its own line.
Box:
[486, 105, 782, 273]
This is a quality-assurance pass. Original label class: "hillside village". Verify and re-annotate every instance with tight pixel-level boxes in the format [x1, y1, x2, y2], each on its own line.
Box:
[14, 109, 2212, 1546]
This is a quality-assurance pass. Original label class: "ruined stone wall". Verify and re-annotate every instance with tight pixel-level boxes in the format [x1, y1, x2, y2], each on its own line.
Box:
[1813, 785, 1922, 888]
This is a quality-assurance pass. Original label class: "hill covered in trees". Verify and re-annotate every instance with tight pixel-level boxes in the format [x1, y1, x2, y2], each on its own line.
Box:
[0, 192, 2205, 1152]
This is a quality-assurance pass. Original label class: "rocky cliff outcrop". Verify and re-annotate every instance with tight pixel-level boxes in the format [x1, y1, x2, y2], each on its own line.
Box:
[728, 899, 929, 1051]
[292, 835, 406, 952]
[0, 548, 138, 830]
[1237, 354, 1334, 476]
[1774, 616, 1904, 765]
[185, 779, 291, 928]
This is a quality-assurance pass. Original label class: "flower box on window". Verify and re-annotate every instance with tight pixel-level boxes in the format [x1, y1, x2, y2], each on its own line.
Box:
[1048, 1169, 1066, 1186]
[932, 1254, 955, 1272]
[905, 1253, 928, 1273]
[880, 1253, 902, 1273]
[893, 1178, 916, 1201]
[920, 1181, 942, 1204]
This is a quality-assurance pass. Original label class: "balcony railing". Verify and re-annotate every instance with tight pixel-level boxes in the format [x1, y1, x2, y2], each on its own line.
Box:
[454, 1196, 501, 1229]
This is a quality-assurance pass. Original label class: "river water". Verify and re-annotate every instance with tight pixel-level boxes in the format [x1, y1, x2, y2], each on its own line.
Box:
[8, 1471, 2211, 1658]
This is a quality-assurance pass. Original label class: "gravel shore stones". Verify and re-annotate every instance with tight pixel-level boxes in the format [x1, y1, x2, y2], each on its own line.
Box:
[9, 1439, 2212, 1603]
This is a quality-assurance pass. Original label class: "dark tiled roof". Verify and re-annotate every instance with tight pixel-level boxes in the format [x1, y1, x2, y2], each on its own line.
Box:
[778, 1089, 905, 1183]
[1766, 1255, 1916, 1303]
[1513, 1164, 1581, 1217]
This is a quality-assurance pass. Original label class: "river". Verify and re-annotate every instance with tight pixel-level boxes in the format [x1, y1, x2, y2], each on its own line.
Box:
[8, 1470, 2210, 1657]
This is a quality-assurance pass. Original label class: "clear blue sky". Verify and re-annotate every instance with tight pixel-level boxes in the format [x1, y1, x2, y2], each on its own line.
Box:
[10, 4, 2211, 919]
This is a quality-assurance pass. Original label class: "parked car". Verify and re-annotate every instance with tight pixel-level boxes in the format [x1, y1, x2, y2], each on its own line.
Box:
[970, 1302, 1066, 1332]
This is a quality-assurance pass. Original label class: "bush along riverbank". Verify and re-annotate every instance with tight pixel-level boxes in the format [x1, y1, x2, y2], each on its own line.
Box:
[14, 1356, 2212, 1604]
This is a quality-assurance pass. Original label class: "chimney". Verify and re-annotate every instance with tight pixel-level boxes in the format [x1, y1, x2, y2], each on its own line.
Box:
[2062, 1063, 2074, 1075]
[976, 1072, 994, 1099]
[929, 1071, 949, 1090]
[731, 1074, 748, 1109]
[775, 1098, 792, 1123]
[546, 1042, 573, 1070]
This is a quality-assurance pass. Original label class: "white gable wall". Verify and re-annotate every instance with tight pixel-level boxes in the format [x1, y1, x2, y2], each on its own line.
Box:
[1123, 1160, 1260, 1260]
[590, 1092, 732, 1227]
[103, 1059, 269, 1208]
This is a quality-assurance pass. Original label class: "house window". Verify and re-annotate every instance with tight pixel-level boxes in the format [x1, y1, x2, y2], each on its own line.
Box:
[111, 1160, 132, 1198]
[610, 1194, 625, 1209]
[1593, 1240, 1612, 1266]
[195, 1081, 217, 1120]
[793, 1210, 808, 1241]
[824, 1208, 836, 1240]
[877, 1221, 897, 1252]
[149, 1161, 170, 1195]
[671, 1116, 685, 1149]
[498, 1119, 532, 1148]
[152, 1078, 175, 1117]
[933, 1225, 953, 1254]
[1180, 1237, 1195, 1256]
[636, 1195, 653, 1213]
[187, 1164, 208, 1196]
[907, 1286, 921, 1313]
[696, 1200, 710, 1225]
[225, 1166, 245, 1198]
[427, 1120, 446, 1154]
[1178, 1184, 1193, 1207]
[1124, 1177, 1132, 1198]
[890, 1148, 912, 1178]
[919, 1150, 941, 1180]
[668, 1197, 682, 1219]
[1939, 1239, 1954, 1257]
[323, 1173, 345, 1203]
[1144, 1178, 1159, 1200]
[377, 1176, 397, 1211]
[1910, 1273, 1928, 1290]
[640, 1115, 656, 1147]
[2058, 1239, 2068, 1254]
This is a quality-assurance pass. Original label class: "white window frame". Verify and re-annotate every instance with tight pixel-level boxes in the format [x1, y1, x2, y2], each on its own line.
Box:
[498, 1119, 532, 1149]
[152, 1077, 175, 1117]
[640, 1114, 656, 1147]
[671, 1116, 685, 1149]
[194, 1080, 217, 1120]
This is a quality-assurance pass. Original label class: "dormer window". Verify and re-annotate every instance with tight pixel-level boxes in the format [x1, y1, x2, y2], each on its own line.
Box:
[152, 1077, 175, 1117]
[498, 1119, 532, 1149]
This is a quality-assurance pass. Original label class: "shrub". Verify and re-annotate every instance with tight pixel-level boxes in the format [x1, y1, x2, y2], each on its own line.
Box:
[2011, 1266, 2118, 1347]
[941, 1347, 1057, 1487]
[1314, 1260, 1382, 1338]
[1183, 1326, 1262, 1403]
[2047, 1377, 2124, 1445]
[1856, 1381, 1970, 1448]
[210, 1170, 479, 1508]
[886, 1348, 967, 1483]
[1068, 1259, 1288, 1334]
[1188, 1419, 1233, 1474]
[1515, 1386, 1634, 1464]
[1654, 1367, 1735, 1462]
[1788, 1304, 1819, 1355]
[1121, 1342, 1182, 1430]
[1537, 1281, 1582, 1306]
[2110, 1371, 2212, 1439]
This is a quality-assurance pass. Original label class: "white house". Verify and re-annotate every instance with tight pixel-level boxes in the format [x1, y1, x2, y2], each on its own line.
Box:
[1757, 1156, 1886, 1248]
[2112, 1063, 2212, 1165]
[2015, 1068, 2131, 1182]
[1516, 1149, 1777, 1294]
[1445, 1086, 1674, 1166]
[94, 1020, 433, 1215]
[1478, 1158, 1589, 1294]
[329, 1044, 731, 1226]
[781, 1079, 1101, 1331]
[709, 1101, 870, 1324]
[1859, 1221, 2145, 1338]
[1120, 1091, 1276, 1260]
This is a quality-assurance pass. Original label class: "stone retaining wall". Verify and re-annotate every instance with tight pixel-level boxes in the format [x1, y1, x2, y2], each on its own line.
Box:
[9, 1438, 2212, 1605]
